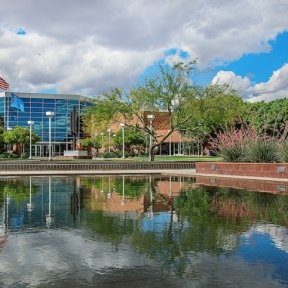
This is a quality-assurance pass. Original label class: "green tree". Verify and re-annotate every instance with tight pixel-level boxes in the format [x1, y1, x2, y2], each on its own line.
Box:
[3, 126, 40, 156]
[184, 85, 247, 155]
[113, 127, 146, 156]
[0, 126, 6, 153]
[81, 136, 101, 157]
[84, 62, 245, 161]
[244, 98, 288, 138]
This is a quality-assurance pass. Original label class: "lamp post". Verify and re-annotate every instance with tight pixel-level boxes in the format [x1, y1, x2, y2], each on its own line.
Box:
[46, 111, 54, 161]
[120, 123, 125, 158]
[168, 129, 172, 156]
[107, 129, 111, 153]
[27, 120, 34, 159]
[147, 114, 155, 161]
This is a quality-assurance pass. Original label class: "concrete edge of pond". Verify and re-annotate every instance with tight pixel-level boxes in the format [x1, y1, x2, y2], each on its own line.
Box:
[0, 168, 288, 183]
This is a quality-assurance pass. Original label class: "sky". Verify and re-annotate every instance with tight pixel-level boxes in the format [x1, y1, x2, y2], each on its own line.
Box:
[0, 0, 288, 102]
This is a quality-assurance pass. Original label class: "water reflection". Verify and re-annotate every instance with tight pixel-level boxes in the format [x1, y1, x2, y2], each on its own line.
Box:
[0, 175, 288, 287]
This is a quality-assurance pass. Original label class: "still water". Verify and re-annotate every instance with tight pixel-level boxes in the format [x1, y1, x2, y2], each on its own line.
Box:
[0, 175, 288, 288]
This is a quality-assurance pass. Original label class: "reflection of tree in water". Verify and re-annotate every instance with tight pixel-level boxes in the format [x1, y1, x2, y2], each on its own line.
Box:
[205, 186, 288, 227]
[0, 178, 38, 203]
[76, 178, 288, 278]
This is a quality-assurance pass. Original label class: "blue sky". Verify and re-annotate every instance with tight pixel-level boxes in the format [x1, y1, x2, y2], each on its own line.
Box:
[140, 31, 288, 102]
[1, 0, 288, 102]
[219, 32, 288, 83]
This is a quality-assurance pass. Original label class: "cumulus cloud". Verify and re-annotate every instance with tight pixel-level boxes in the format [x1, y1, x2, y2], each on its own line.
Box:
[211, 71, 252, 98]
[211, 64, 288, 102]
[249, 63, 288, 102]
[0, 0, 288, 95]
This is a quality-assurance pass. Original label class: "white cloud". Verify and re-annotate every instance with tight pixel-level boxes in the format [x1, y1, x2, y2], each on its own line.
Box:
[0, 0, 288, 96]
[211, 71, 252, 98]
[211, 64, 288, 102]
[249, 63, 288, 102]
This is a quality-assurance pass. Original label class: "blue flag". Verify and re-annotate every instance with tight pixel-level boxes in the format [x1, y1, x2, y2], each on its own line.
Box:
[11, 93, 24, 112]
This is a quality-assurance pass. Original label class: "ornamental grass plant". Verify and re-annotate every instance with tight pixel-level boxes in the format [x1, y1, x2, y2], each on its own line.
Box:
[279, 140, 288, 162]
[210, 127, 257, 162]
[210, 126, 285, 163]
[244, 138, 281, 163]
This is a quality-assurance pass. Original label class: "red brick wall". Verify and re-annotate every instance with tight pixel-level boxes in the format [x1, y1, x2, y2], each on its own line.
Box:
[195, 175, 288, 194]
[196, 162, 288, 179]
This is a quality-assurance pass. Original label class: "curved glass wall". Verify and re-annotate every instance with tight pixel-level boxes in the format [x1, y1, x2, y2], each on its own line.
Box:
[0, 92, 93, 156]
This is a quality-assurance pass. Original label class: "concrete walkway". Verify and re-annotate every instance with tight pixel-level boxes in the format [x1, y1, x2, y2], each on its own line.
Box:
[0, 169, 196, 176]
[0, 168, 288, 183]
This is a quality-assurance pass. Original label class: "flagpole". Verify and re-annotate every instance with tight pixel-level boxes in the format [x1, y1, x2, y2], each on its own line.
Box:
[0, 77, 10, 129]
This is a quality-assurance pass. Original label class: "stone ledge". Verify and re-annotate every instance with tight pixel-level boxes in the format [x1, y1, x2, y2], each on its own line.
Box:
[195, 162, 288, 179]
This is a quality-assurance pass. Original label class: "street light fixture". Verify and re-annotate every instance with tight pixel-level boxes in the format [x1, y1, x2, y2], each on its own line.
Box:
[46, 111, 54, 160]
[147, 114, 155, 160]
[107, 129, 111, 153]
[27, 120, 34, 159]
[120, 123, 125, 158]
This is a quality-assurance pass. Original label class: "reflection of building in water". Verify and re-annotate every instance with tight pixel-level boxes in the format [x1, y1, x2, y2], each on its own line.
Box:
[195, 176, 288, 195]
[1, 177, 79, 231]
[81, 176, 189, 215]
[1, 175, 192, 233]
[81, 185, 144, 214]
[0, 194, 10, 248]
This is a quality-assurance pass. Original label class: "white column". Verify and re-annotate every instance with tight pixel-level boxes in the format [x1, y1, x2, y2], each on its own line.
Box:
[120, 123, 125, 158]
[27, 120, 34, 159]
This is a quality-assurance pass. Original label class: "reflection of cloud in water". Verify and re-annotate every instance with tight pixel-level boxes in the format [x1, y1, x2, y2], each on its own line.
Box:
[245, 224, 288, 253]
[0, 230, 285, 288]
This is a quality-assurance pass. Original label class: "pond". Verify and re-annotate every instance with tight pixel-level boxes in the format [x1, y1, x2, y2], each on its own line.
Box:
[0, 175, 288, 288]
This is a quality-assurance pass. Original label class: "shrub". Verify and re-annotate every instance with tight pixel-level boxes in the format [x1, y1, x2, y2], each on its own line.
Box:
[279, 140, 288, 162]
[210, 126, 283, 163]
[244, 138, 281, 163]
[0, 152, 19, 159]
[209, 127, 257, 162]
[103, 151, 121, 158]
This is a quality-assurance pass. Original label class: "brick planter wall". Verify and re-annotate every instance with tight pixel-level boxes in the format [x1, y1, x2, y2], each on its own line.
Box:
[195, 175, 288, 194]
[195, 162, 288, 179]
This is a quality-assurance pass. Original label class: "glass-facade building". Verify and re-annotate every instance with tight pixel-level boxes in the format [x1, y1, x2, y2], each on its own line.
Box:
[0, 92, 93, 157]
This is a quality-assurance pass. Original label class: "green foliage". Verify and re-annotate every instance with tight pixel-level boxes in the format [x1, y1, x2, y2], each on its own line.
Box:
[113, 127, 146, 147]
[244, 138, 281, 163]
[220, 144, 245, 162]
[280, 140, 288, 162]
[103, 151, 121, 158]
[3, 126, 40, 146]
[84, 61, 245, 161]
[210, 126, 285, 163]
[0, 152, 19, 158]
[244, 98, 288, 137]
[81, 136, 101, 149]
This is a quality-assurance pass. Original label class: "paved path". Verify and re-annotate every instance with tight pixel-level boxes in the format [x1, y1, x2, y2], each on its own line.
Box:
[0, 169, 196, 176]
[0, 168, 288, 183]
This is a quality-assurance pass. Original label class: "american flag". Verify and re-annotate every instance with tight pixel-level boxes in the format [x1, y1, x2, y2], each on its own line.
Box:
[0, 76, 9, 90]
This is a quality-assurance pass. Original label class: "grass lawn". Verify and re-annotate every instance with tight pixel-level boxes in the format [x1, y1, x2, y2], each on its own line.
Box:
[134, 155, 222, 161]
[0, 155, 222, 162]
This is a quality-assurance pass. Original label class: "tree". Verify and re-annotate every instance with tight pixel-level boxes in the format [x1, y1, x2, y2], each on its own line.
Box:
[184, 84, 247, 155]
[84, 62, 198, 161]
[243, 98, 288, 138]
[113, 127, 146, 156]
[3, 126, 40, 156]
[81, 136, 101, 157]
[84, 61, 246, 161]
